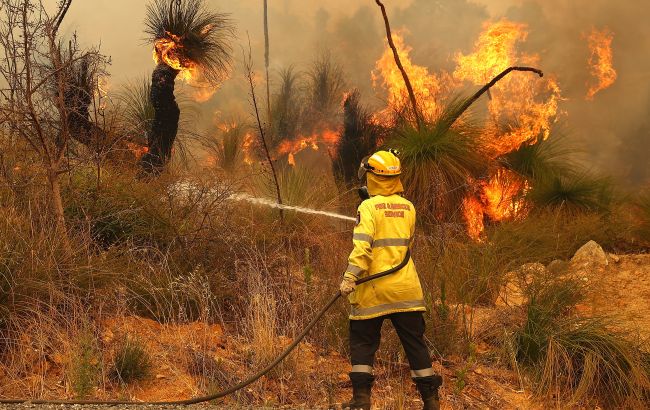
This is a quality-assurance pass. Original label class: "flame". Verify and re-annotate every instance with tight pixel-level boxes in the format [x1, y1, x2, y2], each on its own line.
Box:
[275, 130, 341, 166]
[586, 27, 617, 100]
[450, 20, 561, 238]
[463, 195, 485, 241]
[454, 20, 528, 84]
[482, 169, 528, 222]
[126, 142, 149, 160]
[462, 170, 528, 240]
[455, 20, 561, 156]
[372, 32, 445, 120]
[242, 133, 255, 165]
[153, 32, 198, 82]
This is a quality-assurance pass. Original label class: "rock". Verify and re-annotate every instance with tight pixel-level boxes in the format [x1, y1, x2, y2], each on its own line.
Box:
[496, 279, 527, 307]
[519, 263, 547, 281]
[571, 240, 608, 270]
[547, 259, 569, 274]
[608, 253, 621, 263]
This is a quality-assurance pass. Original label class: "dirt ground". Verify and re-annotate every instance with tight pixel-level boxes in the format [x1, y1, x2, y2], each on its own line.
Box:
[1, 249, 648, 409]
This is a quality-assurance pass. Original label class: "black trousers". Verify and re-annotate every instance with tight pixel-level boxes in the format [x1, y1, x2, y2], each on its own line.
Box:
[350, 311, 432, 373]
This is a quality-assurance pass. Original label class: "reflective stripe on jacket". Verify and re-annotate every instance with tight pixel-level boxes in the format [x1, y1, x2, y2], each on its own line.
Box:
[344, 194, 425, 320]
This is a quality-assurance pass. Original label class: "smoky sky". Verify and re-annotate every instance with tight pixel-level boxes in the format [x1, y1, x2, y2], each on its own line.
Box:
[51, 0, 650, 184]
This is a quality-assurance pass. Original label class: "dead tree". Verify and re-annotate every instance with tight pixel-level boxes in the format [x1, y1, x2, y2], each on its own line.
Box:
[374, 0, 421, 130]
[0, 0, 107, 250]
[263, 0, 271, 123]
[243, 39, 284, 223]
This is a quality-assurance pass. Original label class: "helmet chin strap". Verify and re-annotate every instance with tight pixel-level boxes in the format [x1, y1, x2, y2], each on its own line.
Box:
[358, 186, 370, 200]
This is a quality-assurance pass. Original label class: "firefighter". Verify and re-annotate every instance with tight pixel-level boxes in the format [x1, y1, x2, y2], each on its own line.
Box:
[340, 150, 442, 410]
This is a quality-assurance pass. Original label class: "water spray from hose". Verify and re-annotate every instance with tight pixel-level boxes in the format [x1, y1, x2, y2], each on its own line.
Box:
[231, 193, 356, 222]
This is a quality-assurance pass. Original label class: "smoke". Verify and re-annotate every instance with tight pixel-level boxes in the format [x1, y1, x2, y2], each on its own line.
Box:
[52, 0, 650, 184]
[500, 0, 650, 184]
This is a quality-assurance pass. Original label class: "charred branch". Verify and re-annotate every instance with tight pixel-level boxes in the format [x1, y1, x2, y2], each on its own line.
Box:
[449, 66, 544, 126]
[374, 0, 421, 130]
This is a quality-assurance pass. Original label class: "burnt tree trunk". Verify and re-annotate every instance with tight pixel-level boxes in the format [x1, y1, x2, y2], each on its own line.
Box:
[141, 63, 180, 174]
[64, 58, 93, 145]
[334, 91, 380, 186]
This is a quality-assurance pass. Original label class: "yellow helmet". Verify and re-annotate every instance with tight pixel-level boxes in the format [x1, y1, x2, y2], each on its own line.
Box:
[358, 149, 401, 180]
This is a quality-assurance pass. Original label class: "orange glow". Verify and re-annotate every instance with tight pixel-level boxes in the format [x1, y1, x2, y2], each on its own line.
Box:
[192, 86, 217, 103]
[586, 27, 617, 100]
[153, 32, 198, 82]
[372, 32, 446, 121]
[463, 195, 485, 241]
[276, 130, 341, 166]
[126, 142, 149, 160]
[242, 133, 255, 165]
[448, 20, 562, 238]
[482, 169, 528, 222]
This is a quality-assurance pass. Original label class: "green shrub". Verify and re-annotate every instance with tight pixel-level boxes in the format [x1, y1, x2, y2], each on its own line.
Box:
[527, 172, 614, 214]
[500, 134, 577, 182]
[69, 330, 101, 399]
[109, 336, 152, 384]
[513, 276, 650, 407]
[63, 168, 176, 249]
[487, 210, 631, 262]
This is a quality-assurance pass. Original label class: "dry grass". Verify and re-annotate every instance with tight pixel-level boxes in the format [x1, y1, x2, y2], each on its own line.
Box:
[1, 124, 649, 409]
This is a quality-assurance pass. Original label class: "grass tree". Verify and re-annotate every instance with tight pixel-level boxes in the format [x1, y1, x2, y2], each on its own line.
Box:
[141, 0, 234, 174]
[333, 90, 382, 186]
[390, 97, 490, 224]
[269, 67, 303, 146]
[304, 52, 346, 130]
[500, 133, 577, 183]
[204, 122, 250, 173]
[527, 172, 614, 214]
[117, 77, 199, 155]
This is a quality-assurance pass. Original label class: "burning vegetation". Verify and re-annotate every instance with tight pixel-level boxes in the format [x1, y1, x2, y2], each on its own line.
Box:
[2, 1, 648, 409]
[141, 0, 233, 173]
[586, 27, 617, 100]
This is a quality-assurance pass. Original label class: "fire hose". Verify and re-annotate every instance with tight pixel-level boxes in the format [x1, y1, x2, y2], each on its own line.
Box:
[0, 251, 410, 406]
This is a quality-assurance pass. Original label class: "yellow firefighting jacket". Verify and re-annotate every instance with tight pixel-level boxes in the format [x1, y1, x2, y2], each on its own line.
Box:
[343, 175, 426, 320]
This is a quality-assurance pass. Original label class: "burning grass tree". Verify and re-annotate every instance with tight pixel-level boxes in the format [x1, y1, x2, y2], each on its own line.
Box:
[141, 0, 233, 174]
[392, 97, 490, 225]
[333, 90, 382, 186]
[117, 77, 199, 160]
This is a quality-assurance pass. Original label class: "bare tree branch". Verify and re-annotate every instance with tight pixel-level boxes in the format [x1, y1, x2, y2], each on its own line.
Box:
[243, 34, 284, 223]
[52, 0, 72, 36]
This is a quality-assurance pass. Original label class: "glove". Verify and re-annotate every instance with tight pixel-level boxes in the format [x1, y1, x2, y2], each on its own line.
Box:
[339, 277, 356, 296]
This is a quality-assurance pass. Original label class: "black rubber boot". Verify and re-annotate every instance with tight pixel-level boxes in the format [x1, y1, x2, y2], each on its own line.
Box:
[342, 372, 374, 410]
[414, 375, 443, 410]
